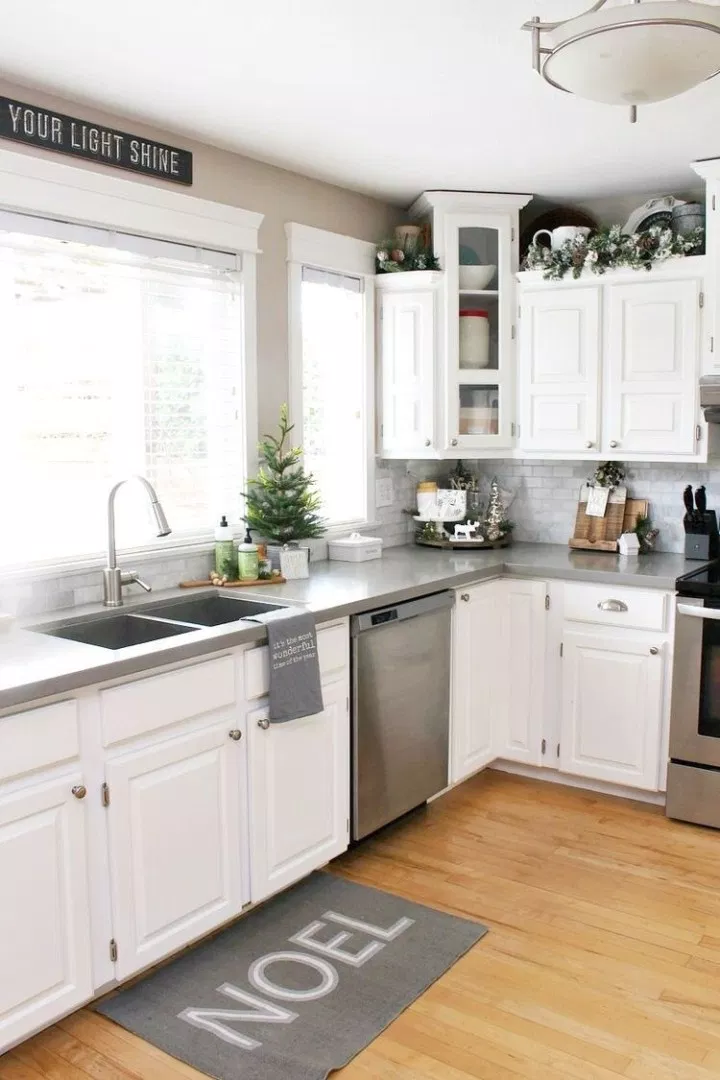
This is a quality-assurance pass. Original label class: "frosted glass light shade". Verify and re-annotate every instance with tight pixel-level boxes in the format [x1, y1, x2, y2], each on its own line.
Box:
[543, 1, 720, 105]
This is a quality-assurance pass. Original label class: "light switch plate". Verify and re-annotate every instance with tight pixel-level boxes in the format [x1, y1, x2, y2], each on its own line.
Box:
[375, 477, 394, 508]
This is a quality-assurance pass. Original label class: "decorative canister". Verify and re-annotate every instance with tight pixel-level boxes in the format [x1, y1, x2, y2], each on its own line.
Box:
[459, 310, 490, 369]
[417, 480, 438, 519]
[671, 202, 705, 240]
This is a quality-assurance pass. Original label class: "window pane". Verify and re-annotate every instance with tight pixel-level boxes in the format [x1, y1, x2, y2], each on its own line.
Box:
[0, 233, 244, 568]
[301, 272, 366, 526]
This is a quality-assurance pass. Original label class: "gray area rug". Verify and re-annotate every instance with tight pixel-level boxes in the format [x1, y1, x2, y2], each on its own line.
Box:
[96, 871, 488, 1080]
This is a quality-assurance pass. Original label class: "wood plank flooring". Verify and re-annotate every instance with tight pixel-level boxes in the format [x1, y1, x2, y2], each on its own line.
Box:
[5, 771, 720, 1079]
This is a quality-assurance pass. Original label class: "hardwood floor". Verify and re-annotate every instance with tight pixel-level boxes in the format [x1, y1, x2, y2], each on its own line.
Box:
[5, 770, 720, 1079]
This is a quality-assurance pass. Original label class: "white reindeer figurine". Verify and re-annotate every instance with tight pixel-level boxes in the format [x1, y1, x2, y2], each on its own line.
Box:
[453, 521, 481, 541]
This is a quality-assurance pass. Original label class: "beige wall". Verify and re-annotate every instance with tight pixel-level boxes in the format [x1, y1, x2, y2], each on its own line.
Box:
[0, 79, 400, 434]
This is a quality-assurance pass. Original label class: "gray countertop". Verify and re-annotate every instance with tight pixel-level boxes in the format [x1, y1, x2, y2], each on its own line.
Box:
[0, 542, 693, 712]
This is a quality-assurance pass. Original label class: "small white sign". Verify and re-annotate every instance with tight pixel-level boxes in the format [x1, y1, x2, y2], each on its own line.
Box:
[586, 487, 610, 518]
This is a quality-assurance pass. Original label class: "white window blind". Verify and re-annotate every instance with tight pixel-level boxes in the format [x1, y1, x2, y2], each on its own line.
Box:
[300, 264, 368, 528]
[0, 215, 245, 569]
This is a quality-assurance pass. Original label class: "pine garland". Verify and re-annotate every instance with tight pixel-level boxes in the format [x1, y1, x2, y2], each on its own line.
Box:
[242, 405, 325, 543]
[523, 224, 704, 281]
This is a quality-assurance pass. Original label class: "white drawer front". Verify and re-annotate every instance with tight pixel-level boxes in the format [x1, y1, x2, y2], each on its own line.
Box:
[563, 583, 667, 632]
[101, 655, 236, 746]
[0, 700, 79, 782]
[245, 622, 348, 701]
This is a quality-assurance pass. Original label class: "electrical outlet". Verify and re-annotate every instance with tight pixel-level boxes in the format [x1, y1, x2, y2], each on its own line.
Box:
[375, 477, 394, 508]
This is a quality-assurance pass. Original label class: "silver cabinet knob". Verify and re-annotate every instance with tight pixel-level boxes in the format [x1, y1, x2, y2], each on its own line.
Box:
[257, 717, 270, 730]
[424, 437, 431, 447]
[609, 440, 619, 448]
[451, 438, 458, 447]
[71, 784, 87, 800]
[460, 593, 470, 602]
[650, 646, 659, 655]
[228, 729, 242, 741]
[585, 441, 593, 449]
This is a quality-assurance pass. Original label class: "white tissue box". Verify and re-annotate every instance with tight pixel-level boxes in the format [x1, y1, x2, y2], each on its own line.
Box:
[328, 532, 383, 562]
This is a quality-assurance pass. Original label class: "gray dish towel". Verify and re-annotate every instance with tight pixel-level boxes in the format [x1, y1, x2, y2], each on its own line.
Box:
[248, 609, 323, 722]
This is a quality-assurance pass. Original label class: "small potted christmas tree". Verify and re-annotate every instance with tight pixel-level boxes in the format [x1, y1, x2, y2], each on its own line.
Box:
[243, 405, 325, 568]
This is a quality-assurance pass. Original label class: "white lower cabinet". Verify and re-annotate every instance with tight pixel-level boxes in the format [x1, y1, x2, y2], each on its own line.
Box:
[0, 773, 93, 1049]
[451, 578, 546, 783]
[105, 718, 248, 981]
[559, 630, 666, 790]
[451, 580, 502, 782]
[248, 677, 350, 903]
[496, 579, 547, 766]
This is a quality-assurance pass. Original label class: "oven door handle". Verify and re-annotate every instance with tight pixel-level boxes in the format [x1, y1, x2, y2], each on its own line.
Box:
[677, 603, 720, 621]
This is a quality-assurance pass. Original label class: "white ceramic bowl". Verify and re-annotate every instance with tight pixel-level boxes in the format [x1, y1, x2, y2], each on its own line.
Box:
[459, 264, 496, 290]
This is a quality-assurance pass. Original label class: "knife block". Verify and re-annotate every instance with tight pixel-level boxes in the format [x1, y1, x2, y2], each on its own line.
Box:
[684, 510, 719, 560]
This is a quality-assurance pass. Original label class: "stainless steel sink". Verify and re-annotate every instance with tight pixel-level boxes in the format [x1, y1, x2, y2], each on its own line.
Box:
[38, 613, 197, 650]
[137, 593, 287, 626]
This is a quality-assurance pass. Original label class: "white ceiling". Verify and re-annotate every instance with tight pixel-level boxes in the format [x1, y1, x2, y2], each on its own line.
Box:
[1, 0, 719, 206]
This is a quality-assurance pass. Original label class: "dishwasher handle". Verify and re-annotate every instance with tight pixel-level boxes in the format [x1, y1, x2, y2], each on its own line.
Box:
[351, 590, 453, 635]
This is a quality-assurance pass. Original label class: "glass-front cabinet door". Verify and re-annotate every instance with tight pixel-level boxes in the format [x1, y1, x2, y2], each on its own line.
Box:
[442, 212, 514, 451]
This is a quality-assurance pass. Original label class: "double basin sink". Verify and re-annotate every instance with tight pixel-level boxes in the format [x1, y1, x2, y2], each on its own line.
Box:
[35, 593, 287, 651]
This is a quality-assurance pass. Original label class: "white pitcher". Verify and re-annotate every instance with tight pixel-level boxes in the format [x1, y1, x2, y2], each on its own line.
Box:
[532, 226, 591, 251]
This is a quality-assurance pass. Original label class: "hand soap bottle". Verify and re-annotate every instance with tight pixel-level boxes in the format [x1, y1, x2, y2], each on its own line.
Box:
[237, 528, 259, 581]
[214, 516, 236, 579]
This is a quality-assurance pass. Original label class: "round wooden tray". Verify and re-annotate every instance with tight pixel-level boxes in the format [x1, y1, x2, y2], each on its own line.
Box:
[415, 537, 511, 550]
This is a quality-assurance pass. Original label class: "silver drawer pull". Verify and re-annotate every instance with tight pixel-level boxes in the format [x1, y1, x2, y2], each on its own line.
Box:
[257, 717, 270, 730]
[228, 729, 242, 741]
[597, 599, 628, 613]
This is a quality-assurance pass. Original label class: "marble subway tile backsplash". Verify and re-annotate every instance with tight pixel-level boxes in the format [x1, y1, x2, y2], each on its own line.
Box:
[471, 459, 718, 554]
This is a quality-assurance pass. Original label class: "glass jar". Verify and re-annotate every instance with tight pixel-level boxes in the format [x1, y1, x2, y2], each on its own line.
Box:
[459, 310, 490, 369]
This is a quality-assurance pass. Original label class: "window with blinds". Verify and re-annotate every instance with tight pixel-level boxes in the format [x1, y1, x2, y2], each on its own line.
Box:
[0, 213, 245, 568]
[300, 265, 368, 528]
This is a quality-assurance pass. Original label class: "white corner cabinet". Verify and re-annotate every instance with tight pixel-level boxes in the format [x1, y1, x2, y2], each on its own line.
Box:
[517, 258, 708, 462]
[451, 577, 672, 796]
[378, 190, 531, 459]
[0, 621, 350, 1054]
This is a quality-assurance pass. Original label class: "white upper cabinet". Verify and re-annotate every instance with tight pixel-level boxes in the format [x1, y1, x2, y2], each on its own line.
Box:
[378, 190, 531, 459]
[518, 287, 601, 454]
[605, 278, 700, 455]
[518, 260, 706, 461]
[377, 272, 440, 458]
[0, 773, 93, 1049]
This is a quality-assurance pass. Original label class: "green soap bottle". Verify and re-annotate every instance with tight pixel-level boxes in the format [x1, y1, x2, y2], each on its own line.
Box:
[214, 516, 236, 578]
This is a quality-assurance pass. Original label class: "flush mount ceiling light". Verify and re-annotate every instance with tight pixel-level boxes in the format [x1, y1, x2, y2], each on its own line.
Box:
[522, 0, 720, 122]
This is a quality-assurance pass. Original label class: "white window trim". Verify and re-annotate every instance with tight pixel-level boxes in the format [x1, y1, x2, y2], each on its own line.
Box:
[286, 223, 377, 536]
[0, 148, 263, 576]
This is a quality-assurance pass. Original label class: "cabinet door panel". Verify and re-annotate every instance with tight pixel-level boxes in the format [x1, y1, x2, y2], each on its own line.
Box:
[0, 776, 92, 1051]
[451, 581, 502, 782]
[106, 721, 246, 980]
[443, 212, 515, 450]
[249, 680, 349, 903]
[560, 631, 664, 789]
[379, 289, 436, 456]
[519, 287, 600, 452]
[497, 580, 546, 766]
[605, 279, 700, 455]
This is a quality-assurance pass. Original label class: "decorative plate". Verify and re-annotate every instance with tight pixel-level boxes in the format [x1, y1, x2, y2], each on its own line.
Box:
[623, 195, 685, 236]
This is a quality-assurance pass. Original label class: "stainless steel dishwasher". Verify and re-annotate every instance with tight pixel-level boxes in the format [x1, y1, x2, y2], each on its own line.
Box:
[351, 591, 453, 841]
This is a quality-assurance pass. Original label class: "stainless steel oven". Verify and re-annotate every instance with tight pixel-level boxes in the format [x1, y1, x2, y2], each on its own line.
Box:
[668, 586, 720, 826]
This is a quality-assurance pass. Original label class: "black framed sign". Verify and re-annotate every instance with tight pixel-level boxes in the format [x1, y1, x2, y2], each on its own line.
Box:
[0, 96, 192, 185]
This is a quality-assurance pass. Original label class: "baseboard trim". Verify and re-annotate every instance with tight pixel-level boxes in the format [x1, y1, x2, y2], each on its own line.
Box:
[489, 760, 666, 806]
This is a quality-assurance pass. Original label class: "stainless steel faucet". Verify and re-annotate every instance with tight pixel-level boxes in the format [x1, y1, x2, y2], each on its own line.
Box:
[103, 476, 172, 607]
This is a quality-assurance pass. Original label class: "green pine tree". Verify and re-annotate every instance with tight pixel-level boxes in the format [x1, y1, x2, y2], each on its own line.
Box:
[242, 405, 325, 543]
